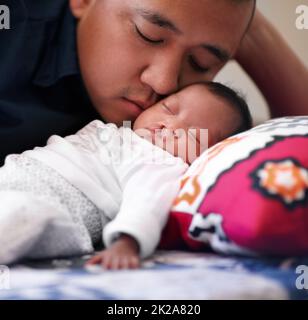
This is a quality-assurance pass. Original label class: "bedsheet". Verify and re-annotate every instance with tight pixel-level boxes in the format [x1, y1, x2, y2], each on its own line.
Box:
[0, 250, 307, 300]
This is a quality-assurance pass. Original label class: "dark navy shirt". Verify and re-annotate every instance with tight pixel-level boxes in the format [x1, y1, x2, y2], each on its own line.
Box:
[0, 0, 100, 165]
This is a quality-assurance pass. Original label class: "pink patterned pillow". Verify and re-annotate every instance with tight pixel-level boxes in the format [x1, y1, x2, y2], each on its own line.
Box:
[159, 117, 308, 256]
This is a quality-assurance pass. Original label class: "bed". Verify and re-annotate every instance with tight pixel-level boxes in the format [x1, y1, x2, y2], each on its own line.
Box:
[0, 250, 307, 300]
[1, 118, 308, 300]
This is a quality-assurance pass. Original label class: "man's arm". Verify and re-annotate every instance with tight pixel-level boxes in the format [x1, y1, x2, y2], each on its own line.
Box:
[236, 10, 308, 118]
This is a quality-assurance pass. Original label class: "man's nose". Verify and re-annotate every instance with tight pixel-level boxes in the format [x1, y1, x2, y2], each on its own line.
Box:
[140, 52, 182, 96]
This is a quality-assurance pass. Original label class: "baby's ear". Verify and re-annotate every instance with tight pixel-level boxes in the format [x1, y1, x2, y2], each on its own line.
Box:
[69, 0, 95, 19]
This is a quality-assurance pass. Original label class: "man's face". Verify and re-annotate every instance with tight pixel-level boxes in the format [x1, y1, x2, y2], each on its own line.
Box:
[71, 0, 253, 126]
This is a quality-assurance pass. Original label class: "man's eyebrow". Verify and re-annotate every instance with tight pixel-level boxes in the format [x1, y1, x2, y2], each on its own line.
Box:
[135, 8, 182, 35]
[201, 44, 230, 62]
[134, 7, 230, 62]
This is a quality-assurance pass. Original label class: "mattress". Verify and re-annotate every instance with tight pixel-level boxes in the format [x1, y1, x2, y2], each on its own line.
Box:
[0, 250, 307, 300]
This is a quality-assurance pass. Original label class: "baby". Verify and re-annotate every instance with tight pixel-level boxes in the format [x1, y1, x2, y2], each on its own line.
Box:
[133, 81, 252, 164]
[0, 82, 251, 269]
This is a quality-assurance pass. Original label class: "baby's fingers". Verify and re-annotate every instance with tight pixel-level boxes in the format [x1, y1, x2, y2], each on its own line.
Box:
[85, 252, 140, 270]
[106, 255, 139, 270]
[128, 256, 140, 269]
[85, 254, 103, 266]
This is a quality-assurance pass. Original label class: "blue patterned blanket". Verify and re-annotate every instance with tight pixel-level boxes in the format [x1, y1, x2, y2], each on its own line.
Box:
[0, 250, 307, 300]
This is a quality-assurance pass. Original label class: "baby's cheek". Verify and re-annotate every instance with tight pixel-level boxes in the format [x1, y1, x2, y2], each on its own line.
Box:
[162, 137, 178, 157]
[151, 133, 201, 164]
[134, 128, 153, 144]
[170, 136, 191, 163]
[186, 138, 201, 164]
[161, 135, 192, 163]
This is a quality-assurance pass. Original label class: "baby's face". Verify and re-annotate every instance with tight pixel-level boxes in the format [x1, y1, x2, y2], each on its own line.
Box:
[133, 84, 238, 164]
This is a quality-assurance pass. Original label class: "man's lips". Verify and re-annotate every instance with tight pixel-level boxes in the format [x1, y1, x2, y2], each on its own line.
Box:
[122, 98, 145, 110]
[120, 98, 144, 117]
[123, 96, 157, 110]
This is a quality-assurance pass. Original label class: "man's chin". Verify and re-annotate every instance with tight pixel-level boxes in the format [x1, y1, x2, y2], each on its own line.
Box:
[99, 99, 143, 126]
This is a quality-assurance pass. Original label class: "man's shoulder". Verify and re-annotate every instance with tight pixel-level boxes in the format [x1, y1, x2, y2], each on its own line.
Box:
[20, 0, 69, 21]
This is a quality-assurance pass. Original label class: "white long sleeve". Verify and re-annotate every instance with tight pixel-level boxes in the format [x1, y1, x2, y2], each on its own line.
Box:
[102, 128, 188, 258]
[25, 121, 188, 259]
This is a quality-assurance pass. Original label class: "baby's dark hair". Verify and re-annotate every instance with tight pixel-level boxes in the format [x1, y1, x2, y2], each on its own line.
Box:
[201, 81, 253, 136]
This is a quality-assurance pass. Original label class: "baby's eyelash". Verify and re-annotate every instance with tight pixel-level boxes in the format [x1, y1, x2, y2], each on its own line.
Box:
[162, 102, 174, 115]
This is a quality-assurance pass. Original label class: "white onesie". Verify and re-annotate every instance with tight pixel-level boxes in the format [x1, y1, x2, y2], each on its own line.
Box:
[0, 120, 188, 264]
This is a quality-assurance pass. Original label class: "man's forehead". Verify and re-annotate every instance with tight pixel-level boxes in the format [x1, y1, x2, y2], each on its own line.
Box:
[130, 0, 253, 25]
[129, 0, 252, 57]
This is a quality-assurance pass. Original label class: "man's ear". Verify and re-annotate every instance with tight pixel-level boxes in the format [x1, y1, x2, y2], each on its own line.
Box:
[69, 0, 95, 19]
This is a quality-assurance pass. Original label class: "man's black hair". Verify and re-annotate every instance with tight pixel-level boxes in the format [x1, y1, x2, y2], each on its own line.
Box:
[202, 81, 253, 137]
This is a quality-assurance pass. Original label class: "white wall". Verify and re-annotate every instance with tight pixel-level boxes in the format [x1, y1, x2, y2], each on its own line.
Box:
[215, 0, 308, 125]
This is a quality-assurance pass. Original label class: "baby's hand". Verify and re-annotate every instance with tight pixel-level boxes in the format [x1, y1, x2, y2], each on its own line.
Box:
[85, 234, 140, 270]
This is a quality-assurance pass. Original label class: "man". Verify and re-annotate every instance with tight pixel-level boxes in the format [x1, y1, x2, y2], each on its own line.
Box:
[0, 0, 307, 165]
